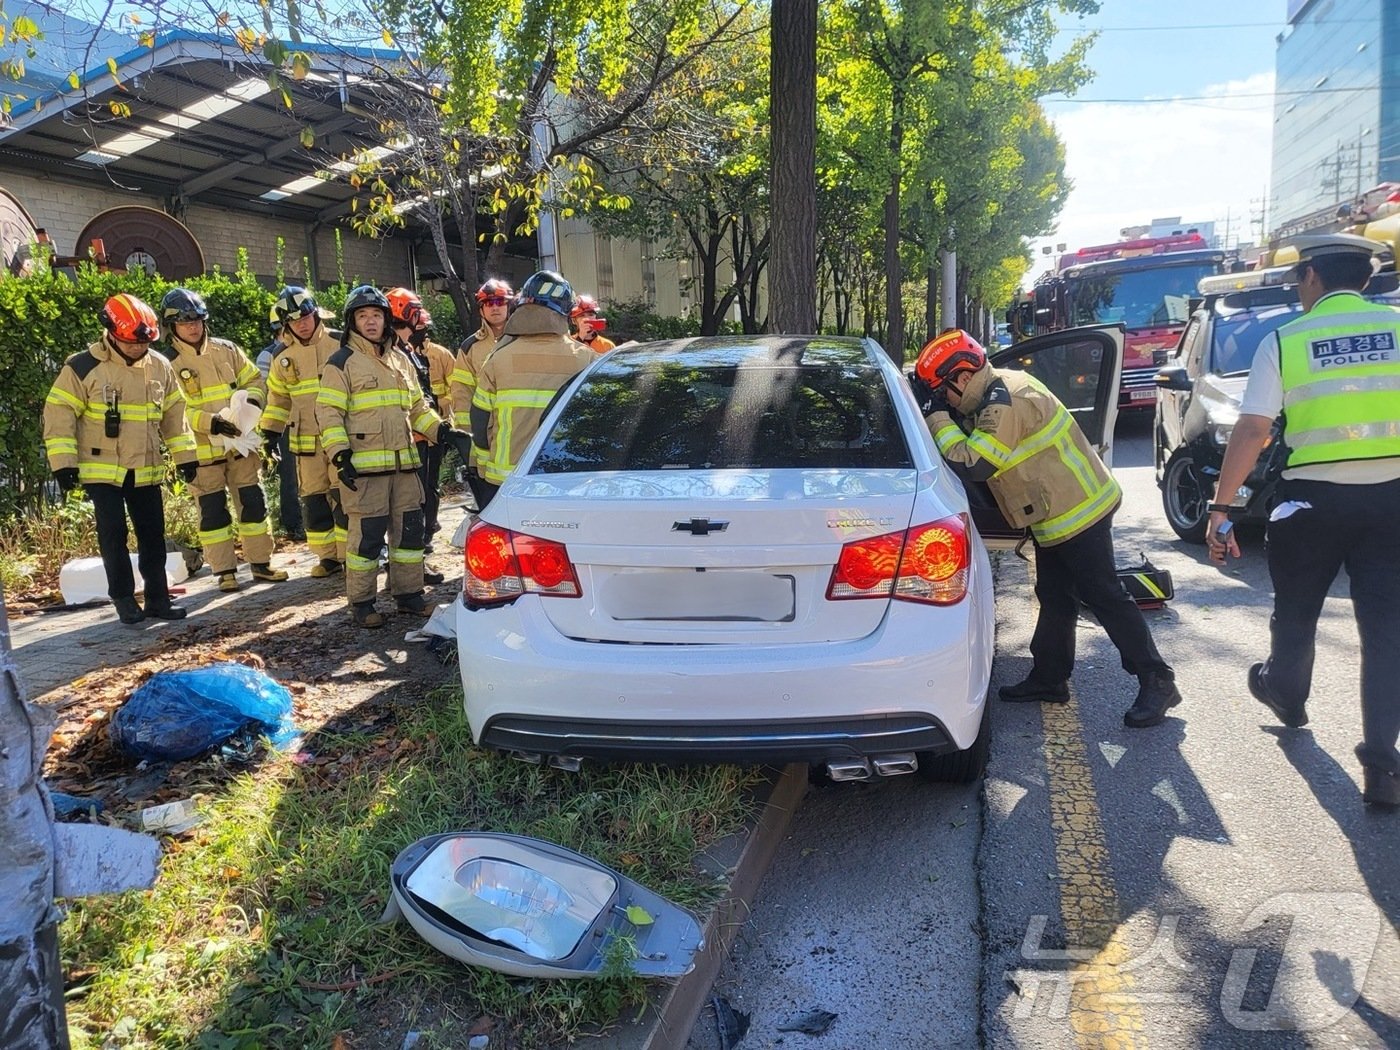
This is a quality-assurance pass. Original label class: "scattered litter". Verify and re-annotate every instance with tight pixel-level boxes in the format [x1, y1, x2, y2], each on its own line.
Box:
[141, 798, 204, 834]
[712, 994, 750, 1050]
[48, 787, 103, 820]
[400, 1033, 423, 1050]
[404, 603, 457, 644]
[450, 511, 476, 550]
[776, 1009, 838, 1036]
[468, 1037, 489, 1050]
[110, 662, 297, 762]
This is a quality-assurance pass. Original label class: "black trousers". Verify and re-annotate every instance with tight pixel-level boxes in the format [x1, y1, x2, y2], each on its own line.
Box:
[1029, 512, 1171, 683]
[276, 429, 301, 533]
[1265, 477, 1400, 775]
[87, 474, 169, 605]
[415, 438, 444, 538]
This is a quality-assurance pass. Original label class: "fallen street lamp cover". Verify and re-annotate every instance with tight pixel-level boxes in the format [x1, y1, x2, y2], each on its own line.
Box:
[385, 832, 704, 979]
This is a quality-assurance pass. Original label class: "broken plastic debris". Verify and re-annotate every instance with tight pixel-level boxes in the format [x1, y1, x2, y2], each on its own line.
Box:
[776, 1009, 838, 1035]
[712, 994, 751, 1050]
[140, 798, 203, 834]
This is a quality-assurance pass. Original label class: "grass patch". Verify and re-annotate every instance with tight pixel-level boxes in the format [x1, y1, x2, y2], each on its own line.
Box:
[62, 690, 760, 1048]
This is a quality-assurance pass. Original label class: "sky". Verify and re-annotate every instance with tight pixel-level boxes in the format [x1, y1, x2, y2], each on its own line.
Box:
[1028, 1, 1286, 283]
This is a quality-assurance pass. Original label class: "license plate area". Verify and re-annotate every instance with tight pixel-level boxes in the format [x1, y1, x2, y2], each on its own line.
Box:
[604, 570, 797, 622]
[1129, 389, 1155, 402]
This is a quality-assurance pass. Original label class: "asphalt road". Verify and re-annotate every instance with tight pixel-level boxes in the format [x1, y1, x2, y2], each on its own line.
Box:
[688, 414, 1400, 1050]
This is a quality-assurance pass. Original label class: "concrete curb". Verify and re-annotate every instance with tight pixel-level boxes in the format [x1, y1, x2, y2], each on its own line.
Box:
[584, 762, 808, 1050]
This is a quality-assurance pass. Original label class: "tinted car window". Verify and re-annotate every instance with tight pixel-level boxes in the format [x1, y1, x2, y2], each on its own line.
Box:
[532, 359, 913, 472]
[1211, 304, 1301, 376]
[1000, 335, 1104, 413]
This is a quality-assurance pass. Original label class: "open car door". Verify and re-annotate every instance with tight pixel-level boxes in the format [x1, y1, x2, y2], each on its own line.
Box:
[963, 324, 1125, 548]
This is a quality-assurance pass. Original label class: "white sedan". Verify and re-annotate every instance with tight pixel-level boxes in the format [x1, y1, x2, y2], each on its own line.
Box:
[456, 329, 1122, 782]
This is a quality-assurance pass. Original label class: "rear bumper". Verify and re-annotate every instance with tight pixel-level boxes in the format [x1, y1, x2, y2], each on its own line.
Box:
[454, 564, 994, 763]
[480, 713, 956, 764]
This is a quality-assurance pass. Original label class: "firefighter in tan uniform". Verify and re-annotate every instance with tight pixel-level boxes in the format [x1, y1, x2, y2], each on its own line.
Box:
[160, 288, 288, 592]
[316, 286, 472, 628]
[915, 329, 1179, 728]
[260, 286, 347, 577]
[387, 287, 454, 557]
[470, 271, 593, 508]
[450, 278, 512, 510]
[42, 294, 198, 624]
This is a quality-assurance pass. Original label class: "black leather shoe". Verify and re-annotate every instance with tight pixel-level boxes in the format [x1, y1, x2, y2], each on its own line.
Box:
[1123, 671, 1181, 728]
[144, 600, 187, 621]
[998, 677, 1070, 704]
[423, 569, 446, 585]
[1363, 767, 1400, 810]
[1248, 662, 1308, 727]
[113, 597, 145, 624]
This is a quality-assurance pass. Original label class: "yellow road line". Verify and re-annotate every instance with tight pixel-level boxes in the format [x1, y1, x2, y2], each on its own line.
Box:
[1042, 696, 1148, 1048]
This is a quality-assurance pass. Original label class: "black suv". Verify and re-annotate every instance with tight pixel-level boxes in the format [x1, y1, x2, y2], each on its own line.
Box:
[1153, 270, 1400, 542]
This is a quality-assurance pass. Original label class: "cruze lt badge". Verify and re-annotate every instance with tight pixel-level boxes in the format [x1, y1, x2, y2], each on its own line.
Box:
[827, 517, 894, 529]
[520, 519, 579, 529]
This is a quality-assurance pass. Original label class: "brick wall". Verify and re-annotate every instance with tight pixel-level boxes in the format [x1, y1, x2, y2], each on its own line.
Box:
[1, 171, 412, 288]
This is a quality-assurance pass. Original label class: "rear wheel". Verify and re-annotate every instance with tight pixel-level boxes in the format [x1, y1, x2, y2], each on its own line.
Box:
[917, 701, 990, 784]
[1162, 450, 1212, 544]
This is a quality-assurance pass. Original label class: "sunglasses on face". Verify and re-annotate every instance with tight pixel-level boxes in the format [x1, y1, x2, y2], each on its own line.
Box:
[482, 297, 509, 308]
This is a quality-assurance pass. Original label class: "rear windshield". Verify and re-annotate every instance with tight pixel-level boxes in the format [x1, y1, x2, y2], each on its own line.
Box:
[530, 360, 913, 472]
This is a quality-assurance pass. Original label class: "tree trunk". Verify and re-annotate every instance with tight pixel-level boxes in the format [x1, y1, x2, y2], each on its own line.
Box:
[0, 591, 70, 1049]
[881, 82, 906, 362]
[925, 263, 939, 346]
[767, 0, 817, 334]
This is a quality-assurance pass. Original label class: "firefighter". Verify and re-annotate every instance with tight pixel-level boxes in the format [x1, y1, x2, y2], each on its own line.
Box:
[1208, 233, 1400, 809]
[260, 286, 347, 577]
[570, 294, 615, 353]
[918, 329, 1180, 728]
[255, 307, 305, 541]
[160, 288, 288, 592]
[316, 285, 472, 628]
[387, 287, 454, 560]
[43, 294, 199, 624]
[470, 270, 594, 508]
[451, 278, 513, 510]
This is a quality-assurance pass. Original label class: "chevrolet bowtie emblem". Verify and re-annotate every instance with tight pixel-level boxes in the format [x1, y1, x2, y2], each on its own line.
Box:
[673, 518, 729, 536]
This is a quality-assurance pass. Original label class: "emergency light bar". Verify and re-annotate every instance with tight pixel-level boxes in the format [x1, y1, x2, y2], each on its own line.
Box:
[1197, 266, 1295, 297]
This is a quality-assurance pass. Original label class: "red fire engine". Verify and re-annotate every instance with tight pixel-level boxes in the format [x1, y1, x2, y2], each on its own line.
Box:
[1011, 232, 1232, 409]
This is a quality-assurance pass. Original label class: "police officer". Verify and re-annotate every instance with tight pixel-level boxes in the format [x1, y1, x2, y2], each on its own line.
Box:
[919, 329, 1180, 728]
[161, 288, 288, 592]
[570, 294, 615, 353]
[451, 278, 513, 510]
[316, 286, 471, 628]
[1209, 233, 1400, 810]
[470, 271, 594, 509]
[260, 286, 347, 577]
[43, 294, 198, 624]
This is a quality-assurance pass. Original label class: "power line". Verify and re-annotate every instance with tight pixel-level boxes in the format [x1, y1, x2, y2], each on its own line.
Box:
[1042, 84, 1385, 105]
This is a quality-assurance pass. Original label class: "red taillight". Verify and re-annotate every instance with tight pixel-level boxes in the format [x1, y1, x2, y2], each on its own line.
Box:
[464, 521, 580, 604]
[827, 514, 970, 606]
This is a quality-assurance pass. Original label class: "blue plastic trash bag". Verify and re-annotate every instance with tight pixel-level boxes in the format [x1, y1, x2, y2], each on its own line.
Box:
[110, 662, 297, 762]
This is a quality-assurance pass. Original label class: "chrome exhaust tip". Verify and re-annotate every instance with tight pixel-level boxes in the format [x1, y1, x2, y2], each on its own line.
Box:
[872, 753, 919, 777]
[547, 754, 583, 772]
[508, 750, 543, 765]
[826, 758, 873, 782]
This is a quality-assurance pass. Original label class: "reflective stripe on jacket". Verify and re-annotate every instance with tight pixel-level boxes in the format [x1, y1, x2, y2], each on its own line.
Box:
[472, 314, 592, 484]
[316, 331, 444, 475]
[264, 323, 339, 455]
[1278, 291, 1400, 468]
[164, 335, 266, 463]
[928, 366, 1119, 546]
[43, 338, 197, 486]
[450, 323, 500, 431]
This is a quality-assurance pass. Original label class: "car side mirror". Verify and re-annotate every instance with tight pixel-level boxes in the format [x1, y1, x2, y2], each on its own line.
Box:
[1154, 366, 1193, 393]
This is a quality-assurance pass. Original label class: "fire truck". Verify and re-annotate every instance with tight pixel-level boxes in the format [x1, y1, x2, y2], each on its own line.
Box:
[1010, 232, 1233, 409]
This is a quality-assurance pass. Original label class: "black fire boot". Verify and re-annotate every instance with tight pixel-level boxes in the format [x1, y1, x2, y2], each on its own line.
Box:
[1362, 767, 1400, 810]
[395, 591, 430, 615]
[998, 677, 1070, 704]
[1123, 671, 1181, 728]
[113, 597, 145, 625]
[352, 601, 385, 628]
[1248, 662, 1308, 728]
[144, 597, 188, 621]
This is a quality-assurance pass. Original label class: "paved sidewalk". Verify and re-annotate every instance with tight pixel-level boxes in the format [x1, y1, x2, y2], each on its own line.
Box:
[9, 496, 473, 702]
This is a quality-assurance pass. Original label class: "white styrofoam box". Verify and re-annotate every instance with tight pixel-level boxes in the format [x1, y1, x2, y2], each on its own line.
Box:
[59, 552, 190, 605]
